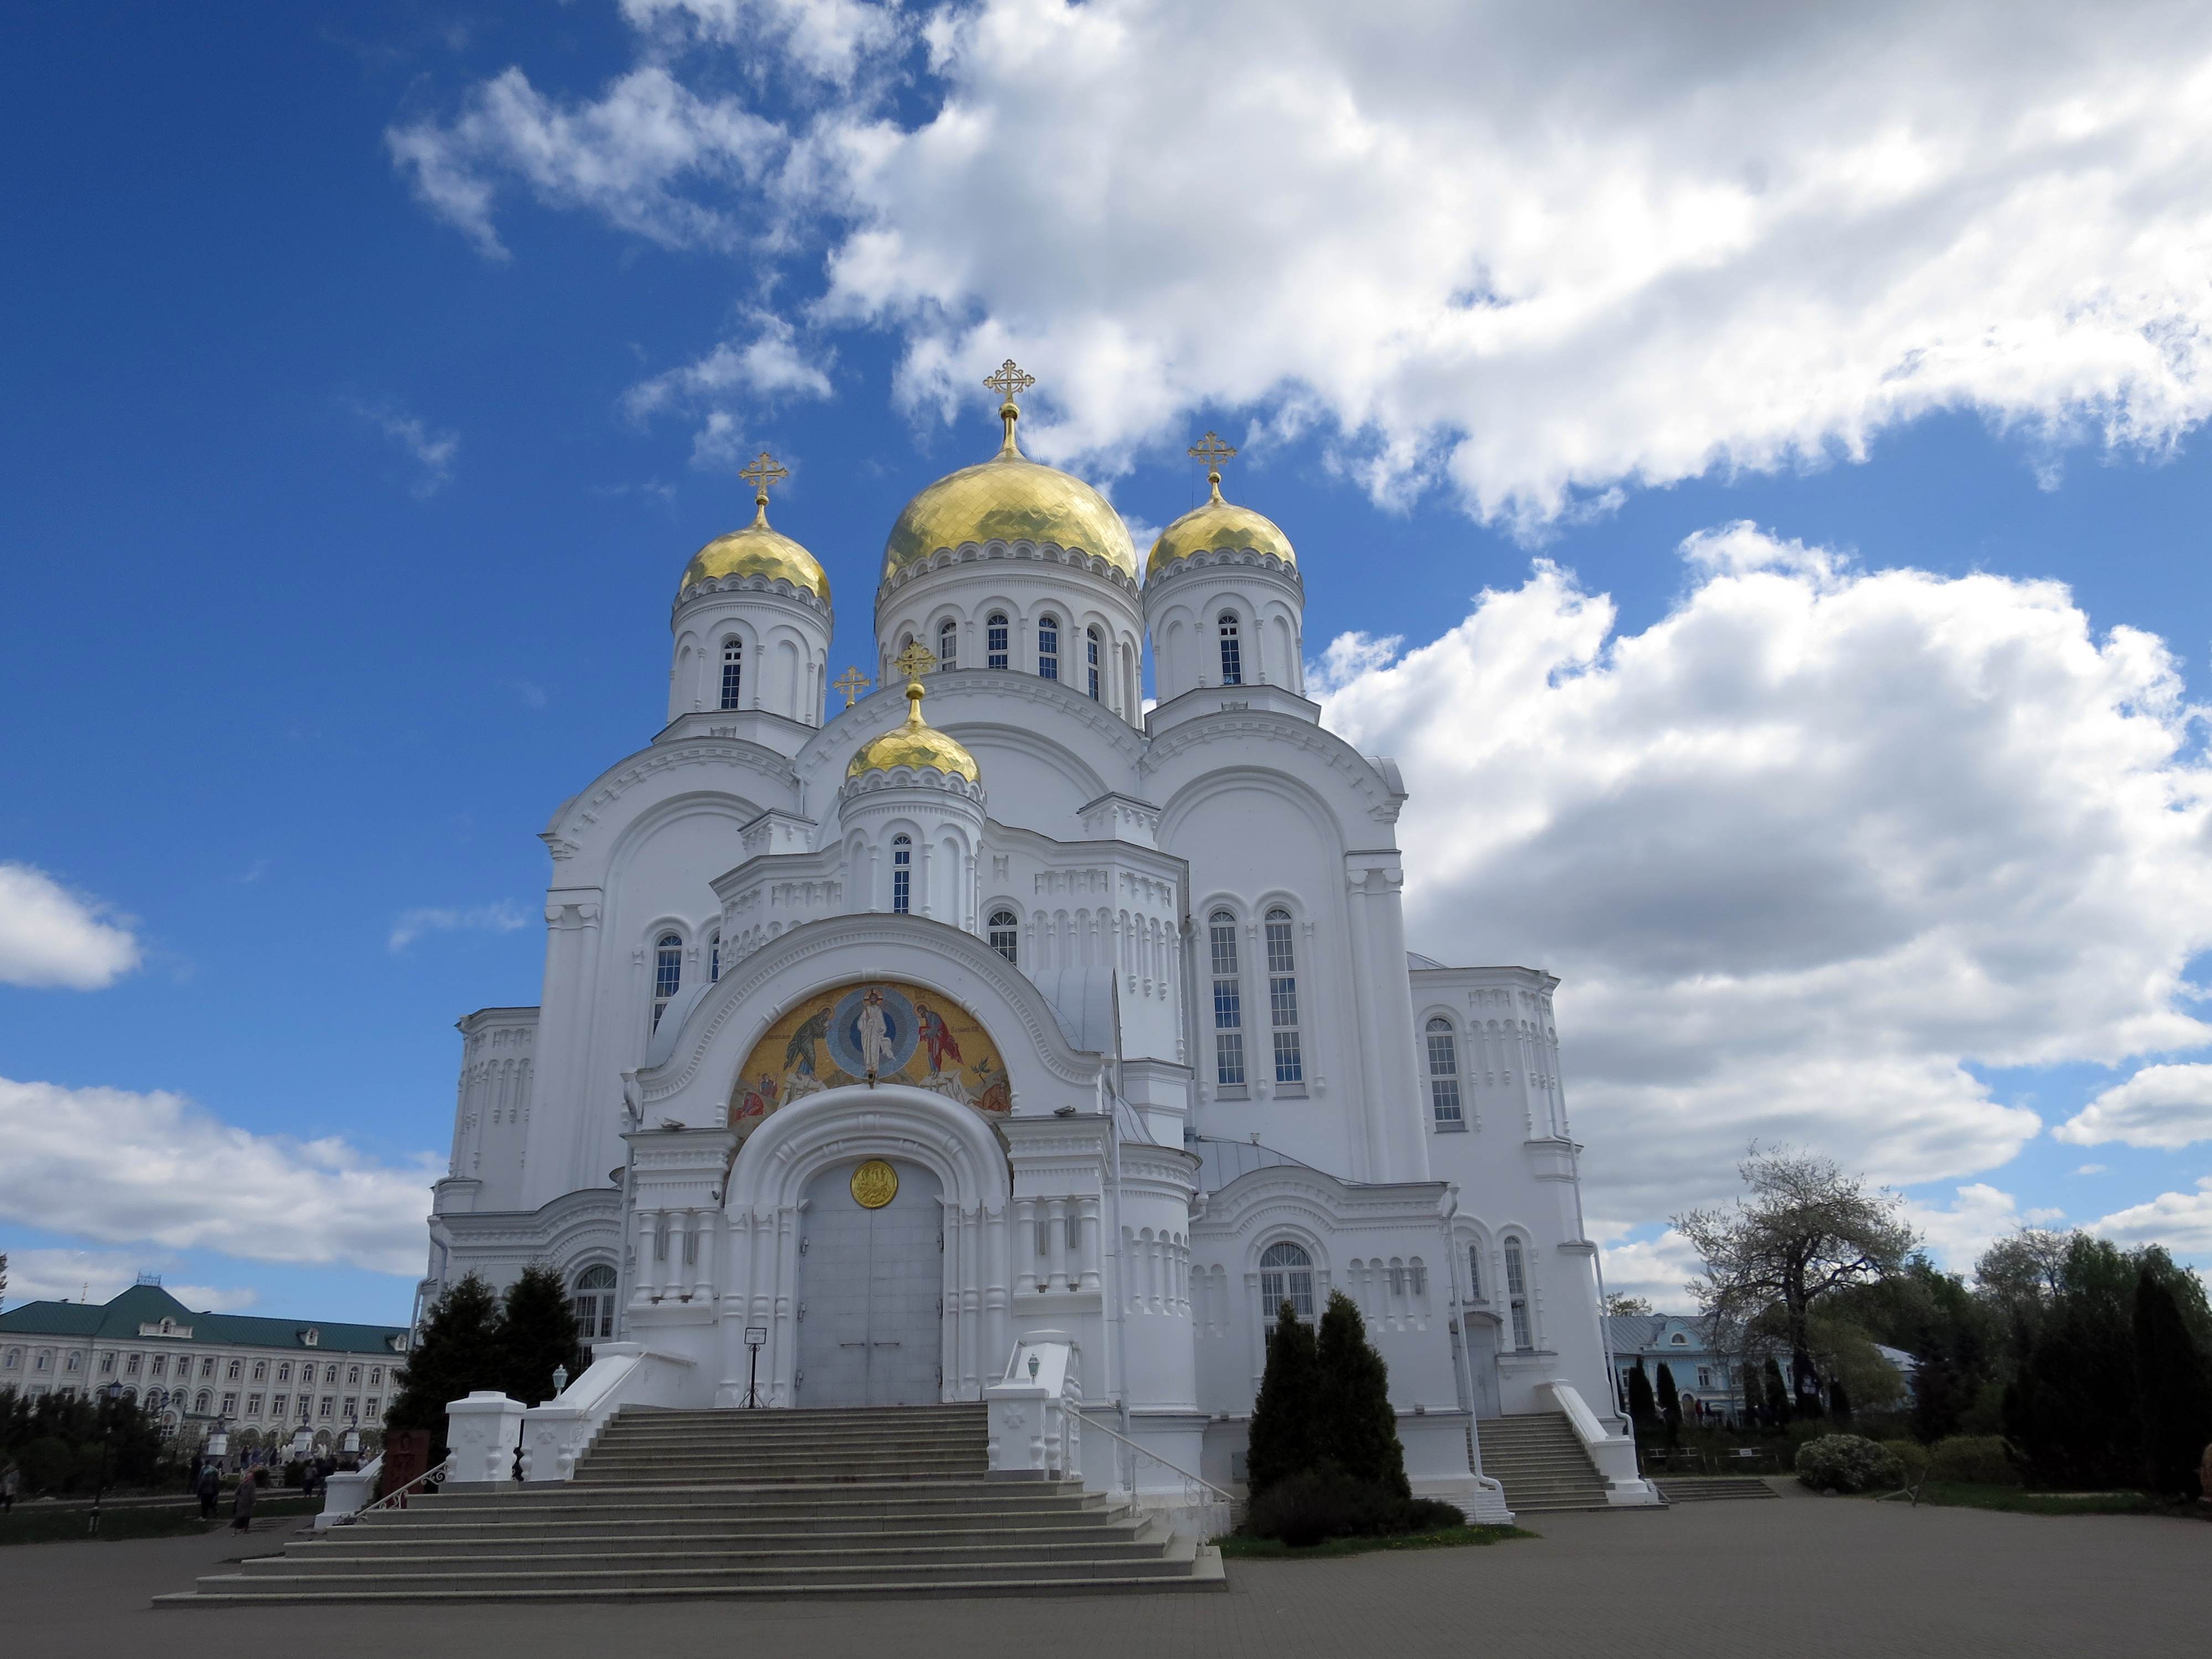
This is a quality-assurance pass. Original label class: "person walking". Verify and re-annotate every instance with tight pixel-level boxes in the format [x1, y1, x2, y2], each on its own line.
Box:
[195, 1460, 220, 1520]
[230, 1468, 257, 1533]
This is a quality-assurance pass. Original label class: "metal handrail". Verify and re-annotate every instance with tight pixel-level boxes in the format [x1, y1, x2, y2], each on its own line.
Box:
[341, 1455, 452, 1523]
[1074, 1410, 1235, 1505]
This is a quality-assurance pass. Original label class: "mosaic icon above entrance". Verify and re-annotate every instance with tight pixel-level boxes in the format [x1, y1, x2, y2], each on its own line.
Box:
[732, 978, 1012, 1127]
[849, 1159, 899, 1209]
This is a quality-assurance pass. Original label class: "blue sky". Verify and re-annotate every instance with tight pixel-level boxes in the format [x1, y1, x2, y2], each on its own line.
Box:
[5, 1, 2212, 1322]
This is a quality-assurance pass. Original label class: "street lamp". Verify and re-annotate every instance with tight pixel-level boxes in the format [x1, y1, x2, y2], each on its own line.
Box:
[88, 1381, 123, 1536]
[341, 1415, 361, 1468]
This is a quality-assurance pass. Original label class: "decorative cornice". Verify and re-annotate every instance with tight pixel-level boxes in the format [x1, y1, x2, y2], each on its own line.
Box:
[1142, 711, 1395, 816]
[546, 738, 801, 847]
[1142, 545, 1303, 597]
[841, 766, 988, 805]
[875, 540, 1145, 614]
[674, 571, 833, 625]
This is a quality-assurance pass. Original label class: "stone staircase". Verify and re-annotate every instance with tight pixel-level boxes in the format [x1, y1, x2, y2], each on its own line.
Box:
[156, 1402, 1224, 1605]
[1653, 1476, 1778, 1502]
[1474, 1412, 1617, 1512]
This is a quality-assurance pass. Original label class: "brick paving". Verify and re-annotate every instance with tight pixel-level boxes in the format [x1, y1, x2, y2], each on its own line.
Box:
[3, 1490, 2204, 1657]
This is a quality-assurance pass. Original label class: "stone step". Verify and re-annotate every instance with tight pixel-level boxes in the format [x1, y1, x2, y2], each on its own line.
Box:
[246, 1536, 1166, 1577]
[300, 1522, 1150, 1558]
[1653, 1478, 1777, 1502]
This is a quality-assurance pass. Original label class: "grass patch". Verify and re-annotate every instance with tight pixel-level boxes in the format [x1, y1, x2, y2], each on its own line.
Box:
[1216, 1524, 1533, 1559]
[1879, 1482, 2169, 1517]
[0, 1495, 318, 1547]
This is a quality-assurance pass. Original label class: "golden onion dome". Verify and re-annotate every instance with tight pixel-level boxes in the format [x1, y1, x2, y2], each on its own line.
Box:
[678, 492, 830, 604]
[847, 660, 980, 785]
[1145, 474, 1296, 581]
[881, 399, 1137, 586]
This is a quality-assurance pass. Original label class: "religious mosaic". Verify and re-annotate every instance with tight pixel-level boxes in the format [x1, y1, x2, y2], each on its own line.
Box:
[729, 979, 1011, 1128]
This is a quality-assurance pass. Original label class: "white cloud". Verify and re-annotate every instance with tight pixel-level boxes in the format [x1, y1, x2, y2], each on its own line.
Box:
[388, 901, 529, 952]
[393, 1, 2212, 527]
[1598, 1228, 1702, 1313]
[2075, 1164, 2109, 1176]
[0, 1249, 258, 1314]
[1320, 526, 2212, 1227]
[1901, 1185, 2046, 1272]
[346, 396, 459, 497]
[2093, 1176, 2212, 1254]
[0, 862, 141, 990]
[623, 314, 837, 469]
[2056, 1062, 2212, 1149]
[0, 1078, 438, 1277]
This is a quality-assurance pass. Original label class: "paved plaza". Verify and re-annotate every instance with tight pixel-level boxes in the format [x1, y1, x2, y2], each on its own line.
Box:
[3, 1489, 2203, 1658]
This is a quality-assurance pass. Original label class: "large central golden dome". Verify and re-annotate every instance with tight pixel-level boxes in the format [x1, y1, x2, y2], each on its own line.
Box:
[881, 401, 1137, 585]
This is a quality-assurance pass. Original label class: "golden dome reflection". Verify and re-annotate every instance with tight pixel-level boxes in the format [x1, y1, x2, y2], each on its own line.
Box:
[1145, 474, 1296, 582]
[847, 655, 981, 785]
[679, 497, 831, 605]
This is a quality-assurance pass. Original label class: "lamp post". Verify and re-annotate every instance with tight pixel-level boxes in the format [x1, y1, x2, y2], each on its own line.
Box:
[88, 1381, 123, 1536]
[341, 1415, 361, 1470]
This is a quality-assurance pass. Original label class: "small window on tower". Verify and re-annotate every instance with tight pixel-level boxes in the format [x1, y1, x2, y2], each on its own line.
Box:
[1218, 613, 1243, 686]
[988, 909, 1019, 963]
[891, 834, 912, 915]
[1209, 910, 1245, 1087]
[938, 618, 958, 670]
[987, 613, 1010, 670]
[719, 638, 743, 711]
[651, 933, 682, 1029]
[1037, 615, 1060, 681]
[1086, 626, 1102, 700]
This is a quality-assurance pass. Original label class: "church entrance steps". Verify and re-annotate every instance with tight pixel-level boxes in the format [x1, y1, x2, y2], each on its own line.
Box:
[1475, 1413, 1618, 1512]
[154, 1403, 1225, 1604]
[1653, 1477, 1779, 1502]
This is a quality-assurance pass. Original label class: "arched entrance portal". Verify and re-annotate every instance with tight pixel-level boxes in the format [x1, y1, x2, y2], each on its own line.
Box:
[796, 1159, 944, 1406]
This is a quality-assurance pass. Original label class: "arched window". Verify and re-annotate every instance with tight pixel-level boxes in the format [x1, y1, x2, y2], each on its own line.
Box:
[1465, 1243, 1484, 1301]
[1504, 1238, 1533, 1350]
[1218, 612, 1243, 686]
[572, 1264, 617, 1344]
[1259, 1240, 1315, 1321]
[1086, 625, 1102, 700]
[1209, 910, 1245, 1087]
[987, 612, 1010, 670]
[651, 933, 682, 1030]
[988, 908, 1019, 963]
[719, 638, 743, 710]
[1426, 1018, 1464, 1129]
[891, 834, 912, 914]
[1264, 908, 1303, 1084]
[938, 618, 959, 670]
[708, 929, 721, 983]
[194, 1390, 211, 1413]
[1037, 614, 1060, 681]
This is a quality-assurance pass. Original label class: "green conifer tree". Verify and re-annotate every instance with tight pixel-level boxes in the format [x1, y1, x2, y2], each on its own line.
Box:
[385, 1274, 503, 1454]
[498, 1263, 585, 1406]
[1761, 1356, 1793, 1427]
[1244, 1301, 1320, 1499]
[1626, 1358, 1657, 1433]
[1655, 1361, 1682, 1444]
[1314, 1290, 1409, 1498]
[2133, 1267, 2212, 1499]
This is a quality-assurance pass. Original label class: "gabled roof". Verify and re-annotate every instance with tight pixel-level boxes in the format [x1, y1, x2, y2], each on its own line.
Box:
[0, 1284, 406, 1357]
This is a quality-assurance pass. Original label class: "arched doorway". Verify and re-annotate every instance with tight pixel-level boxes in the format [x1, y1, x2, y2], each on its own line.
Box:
[796, 1159, 944, 1406]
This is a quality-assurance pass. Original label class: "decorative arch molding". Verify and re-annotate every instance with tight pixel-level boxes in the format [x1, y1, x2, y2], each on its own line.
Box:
[725, 1083, 1011, 1219]
[875, 539, 1145, 606]
[543, 740, 800, 867]
[635, 911, 1107, 1110]
[794, 670, 1147, 792]
[1145, 715, 1395, 825]
[673, 571, 834, 624]
[1141, 545, 1305, 594]
[1157, 765, 1351, 867]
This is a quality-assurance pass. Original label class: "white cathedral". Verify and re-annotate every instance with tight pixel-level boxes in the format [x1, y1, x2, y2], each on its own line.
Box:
[421, 366, 1647, 1515]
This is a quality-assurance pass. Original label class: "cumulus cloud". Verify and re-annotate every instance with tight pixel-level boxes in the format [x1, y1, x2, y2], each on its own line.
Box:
[1598, 1228, 1703, 1313]
[2057, 1062, 2212, 1149]
[0, 1078, 438, 1277]
[0, 863, 140, 989]
[1319, 525, 2212, 1227]
[346, 396, 460, 497]
[0, 1249, 258, 1313]
[388, 901, 529, 952]
[392, 0, 2212, 526]
[2094, 1176, 2212, 1254]
[624, 312, 836, 467]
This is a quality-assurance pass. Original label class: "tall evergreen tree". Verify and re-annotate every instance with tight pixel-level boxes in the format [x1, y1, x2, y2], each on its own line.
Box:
[1655, 1362, 1682, 1444]
[1761, 1357, 1793, 1427]
[498, 1263, 585, 1406]
[2133, 1267, 2212, 1500]
[1626, 1359, 1657, 1433]
[1314, 1291, 1408, 1498]
[1244, 1301, 1320, 1500]
[1828, 1376, 1854, 1425]
[387, 1274, 504, 1454]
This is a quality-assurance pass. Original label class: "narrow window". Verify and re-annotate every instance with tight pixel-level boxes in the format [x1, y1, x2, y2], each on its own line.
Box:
[708, 929, 721, 983]
[1218, 613, 1243, 686]
[1038, 614, 1060, 681]
[1410, 1260, 1427, 1297]
[227, 1359, 241, 1380]
[1264, 908, 1303, 1084]
[719, 637, 744, 710]
[572, 1264, 617, 1344]
[987, 612, 1009, 670]
[1505, 1238, 1532, 1350]
[1209, 910, 1245, 1086]
[651, 933, 682, 1030]
[988, 908, 1019, 964]
[938, 618, 959, 670]
[1086, 625, 1102, 700]
[1427, 1018, 1464, 1128]
[1258, 1241, 1314, 1321]
[891, 834, 912, 915]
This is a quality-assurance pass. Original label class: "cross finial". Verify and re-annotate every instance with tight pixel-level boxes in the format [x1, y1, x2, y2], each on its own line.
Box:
[1188, 430, 1237, 502]
[738, 450, 790, 522]
[983, 359, 1035, 403]
[832, 666, 871, 709]
[893, 640, 938, 682]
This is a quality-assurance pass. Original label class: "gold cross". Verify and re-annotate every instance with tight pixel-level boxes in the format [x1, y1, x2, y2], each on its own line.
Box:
[983, 359, 1036, 403]
[832, 666, 871, 708]
[1188, 430, 1237, 479]
[893, 640, 938, 682]
[738, 450, 790, 502]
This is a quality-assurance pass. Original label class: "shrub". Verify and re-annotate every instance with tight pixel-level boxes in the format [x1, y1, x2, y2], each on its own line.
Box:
[1927, 1435, 2020, 1486]
[1880, 1438, 1929, 1482]
[1794, 1433, 1905, 1494]
[1241, 1469, 1464, 1547]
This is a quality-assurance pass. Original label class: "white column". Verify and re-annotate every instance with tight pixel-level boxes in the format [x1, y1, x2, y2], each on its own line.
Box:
[1014, 1198, 1038, 1293]
[1046, 1198, 1069, 1292]
[1077, 1197, 1102, 1292]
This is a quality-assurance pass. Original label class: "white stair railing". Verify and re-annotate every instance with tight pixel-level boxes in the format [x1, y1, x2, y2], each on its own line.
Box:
[1076, 1408, 1238, 1536]
[336, 1455, 452, 1525]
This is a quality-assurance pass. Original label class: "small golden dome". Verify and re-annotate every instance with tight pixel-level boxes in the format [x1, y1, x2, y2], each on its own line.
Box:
[1145, 474, 1295, 581]
[881, 399, 1136, 585]
[847, 662, 980, 785]
[679, 495, 830, 604]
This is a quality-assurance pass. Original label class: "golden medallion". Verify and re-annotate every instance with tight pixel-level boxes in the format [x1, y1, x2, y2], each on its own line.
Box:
[850, 1159, 899, 1209]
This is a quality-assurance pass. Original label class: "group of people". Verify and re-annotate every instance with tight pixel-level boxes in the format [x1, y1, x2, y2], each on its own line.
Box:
[192, 1460, 259, 1531]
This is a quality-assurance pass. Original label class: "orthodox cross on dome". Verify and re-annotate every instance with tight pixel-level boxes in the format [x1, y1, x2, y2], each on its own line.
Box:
[983, 359, 1036, 457]
[832, 666, 872, 708]
[893, 640, 938, 684]
[1188, 430, 1237, 500]
[738, 449, 790, 521]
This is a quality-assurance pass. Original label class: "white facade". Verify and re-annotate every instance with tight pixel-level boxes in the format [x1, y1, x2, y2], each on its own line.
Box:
[422, 398, 1634, 1512]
